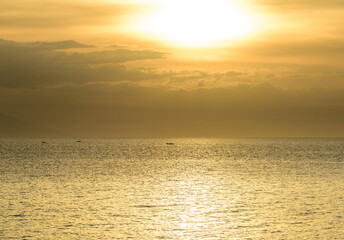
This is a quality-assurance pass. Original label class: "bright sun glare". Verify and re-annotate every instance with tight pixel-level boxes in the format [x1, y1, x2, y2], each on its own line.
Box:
[136, 0, 256, 47]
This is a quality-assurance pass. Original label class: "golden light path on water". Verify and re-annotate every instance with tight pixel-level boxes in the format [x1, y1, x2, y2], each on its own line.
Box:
[129, 0, 258, 47]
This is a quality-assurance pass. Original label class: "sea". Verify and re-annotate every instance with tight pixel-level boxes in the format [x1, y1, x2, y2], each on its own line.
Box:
[0, 138, 343, 239]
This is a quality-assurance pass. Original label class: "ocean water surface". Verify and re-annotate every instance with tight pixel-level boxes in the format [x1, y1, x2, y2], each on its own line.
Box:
[0, 138, 343, 239]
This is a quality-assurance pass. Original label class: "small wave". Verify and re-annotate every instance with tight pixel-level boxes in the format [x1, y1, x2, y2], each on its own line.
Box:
[133, 204, 185, 208]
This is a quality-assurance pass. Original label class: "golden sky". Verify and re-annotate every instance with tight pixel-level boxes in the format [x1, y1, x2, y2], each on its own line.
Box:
[1, 0, 344, 137]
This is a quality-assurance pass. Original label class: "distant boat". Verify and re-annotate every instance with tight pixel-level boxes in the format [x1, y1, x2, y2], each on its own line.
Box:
[76, 140, 82, 143]
[41, 141, 47, 144]
[166, 142, 174, 145]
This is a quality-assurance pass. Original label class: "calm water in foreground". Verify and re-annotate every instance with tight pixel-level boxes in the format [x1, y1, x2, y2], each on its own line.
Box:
[0, 138, 343, 239]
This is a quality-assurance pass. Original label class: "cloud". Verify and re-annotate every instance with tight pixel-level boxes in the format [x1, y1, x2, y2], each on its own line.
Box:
[0, 39, 167, 88]
[250, 0, 344, 49]
[218, 38, 344, 89]
[68, 49, 168, 65]
[0, 39, 93, 51]
[0, 39, 255, 90]
[165, 70, 249, 89]
[252, 0, 344, 9]
[1, 38, 344, 91]
[233, 39, 344, 66]
[0, 0, 137, 28]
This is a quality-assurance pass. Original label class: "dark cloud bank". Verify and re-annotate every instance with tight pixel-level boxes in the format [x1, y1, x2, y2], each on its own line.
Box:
[1, 39, 343, 137]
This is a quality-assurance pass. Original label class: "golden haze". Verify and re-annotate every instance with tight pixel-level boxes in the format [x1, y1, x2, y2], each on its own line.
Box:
[0, 0, 344, 137]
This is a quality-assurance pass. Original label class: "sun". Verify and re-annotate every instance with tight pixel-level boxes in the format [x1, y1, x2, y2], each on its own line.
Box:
[135, 0, 256, 47]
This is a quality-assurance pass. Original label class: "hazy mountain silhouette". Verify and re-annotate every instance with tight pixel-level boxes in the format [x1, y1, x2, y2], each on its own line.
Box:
[0, 113, 54, 137]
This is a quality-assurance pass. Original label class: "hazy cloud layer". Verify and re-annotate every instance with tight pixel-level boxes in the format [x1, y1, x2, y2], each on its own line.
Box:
[0, 0, 136, 28]
[250, 0, 344, 53]
[1, 83, 344, 137]
[1, 39, 344, 137]
[252, 0, 344, 9]
[240, 40, 344, 59]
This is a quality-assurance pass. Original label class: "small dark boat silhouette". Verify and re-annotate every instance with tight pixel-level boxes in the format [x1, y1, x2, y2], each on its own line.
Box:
[166, 142, 174, 145]
[76, 140, 82, 143]
[41, 141, 47, 144]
